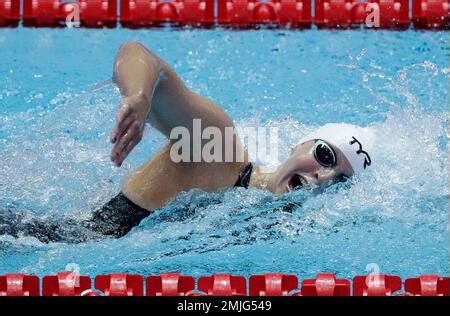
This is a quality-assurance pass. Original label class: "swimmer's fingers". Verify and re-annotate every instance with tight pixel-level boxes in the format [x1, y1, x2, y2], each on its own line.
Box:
[115, 135, 140, 167]
[111, 123, 143, 167]
[122, 137, 139, 163]
[110, 102, 133, 143]
[110, 95, 150, 166]
[111, 114, 134, 145]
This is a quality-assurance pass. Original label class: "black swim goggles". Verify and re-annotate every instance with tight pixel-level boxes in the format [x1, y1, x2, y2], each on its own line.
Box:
[313, 139, 350, 183]
[313, 139, 337, 168]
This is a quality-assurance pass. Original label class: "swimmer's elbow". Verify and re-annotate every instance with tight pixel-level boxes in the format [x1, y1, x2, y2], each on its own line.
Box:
[118, 41, 145, 55]
[117, 42, 160, 64]
[114, 41, 163, 85]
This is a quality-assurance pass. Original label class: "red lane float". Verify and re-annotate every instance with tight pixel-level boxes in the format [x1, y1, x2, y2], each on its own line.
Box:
[146, 273, 195, 296]
[22, 0, 117, 27]
[315, 0, 409, 28]
[94, 273, 144, 296]
[249, 273, 300, 296]
[42, 272, 92, 296]
[0, 274, 40, 296]
[195, 274, 247, 296]
[120, 0, 214, 27]
[1, 272, 449, 296]
[0, 0, 20, 27]
[412, 0, 449, 29]
[301, 273, 351, 296]
[218, 0, 312, 27]
[353, 274, 402, 296]
[405, 275, 450, 296]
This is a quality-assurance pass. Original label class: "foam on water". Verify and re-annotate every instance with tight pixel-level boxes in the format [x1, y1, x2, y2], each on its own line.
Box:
[0, 29, 448, 278]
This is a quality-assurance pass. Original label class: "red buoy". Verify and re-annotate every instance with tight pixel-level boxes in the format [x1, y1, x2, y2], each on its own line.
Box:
[0, 0, 20, 27]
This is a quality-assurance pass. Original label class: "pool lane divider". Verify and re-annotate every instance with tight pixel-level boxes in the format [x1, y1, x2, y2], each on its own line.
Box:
[0, 272, 449, 296]
[0, 0, 448, 29]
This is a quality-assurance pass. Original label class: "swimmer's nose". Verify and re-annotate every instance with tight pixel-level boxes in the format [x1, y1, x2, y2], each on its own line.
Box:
[311, 168, 336, 185]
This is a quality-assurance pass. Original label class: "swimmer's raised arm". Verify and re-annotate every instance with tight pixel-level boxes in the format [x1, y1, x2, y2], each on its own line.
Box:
[110, 42, 163, 167]
[110, 42, 235, 167]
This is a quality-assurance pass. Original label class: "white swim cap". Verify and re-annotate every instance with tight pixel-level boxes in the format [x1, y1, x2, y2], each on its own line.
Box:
[298, 123, 375, 174]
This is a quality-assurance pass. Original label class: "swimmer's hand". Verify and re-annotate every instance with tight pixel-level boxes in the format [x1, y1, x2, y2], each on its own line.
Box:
[110, 42, 161, 167]
[110, 94, 149, 167]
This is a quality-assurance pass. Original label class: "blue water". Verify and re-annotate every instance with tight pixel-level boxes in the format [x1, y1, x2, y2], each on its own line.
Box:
[0, 28, 448, 281]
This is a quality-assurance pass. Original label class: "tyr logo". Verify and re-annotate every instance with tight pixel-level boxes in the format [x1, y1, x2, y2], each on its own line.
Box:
[349, 136, 372, 169]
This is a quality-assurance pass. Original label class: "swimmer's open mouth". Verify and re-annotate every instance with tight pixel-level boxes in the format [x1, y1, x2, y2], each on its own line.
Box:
[287, 174, 308, 191]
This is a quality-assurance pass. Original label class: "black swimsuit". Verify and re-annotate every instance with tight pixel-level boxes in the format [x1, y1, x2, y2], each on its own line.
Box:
[85, 162, 254, 239]
[233, 162, 253, 188]
[1, 163, 254, 243]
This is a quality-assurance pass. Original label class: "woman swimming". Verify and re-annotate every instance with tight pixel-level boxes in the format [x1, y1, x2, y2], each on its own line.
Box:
[0, 42, 374, 243]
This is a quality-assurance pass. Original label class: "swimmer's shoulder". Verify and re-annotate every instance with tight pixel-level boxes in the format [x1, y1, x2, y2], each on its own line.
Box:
[122, 146, 249, 211]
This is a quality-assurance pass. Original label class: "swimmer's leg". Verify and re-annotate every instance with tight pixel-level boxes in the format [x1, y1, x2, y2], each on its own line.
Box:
[0, 209, 23, 238]
[0, 208, 101, 244]
[0, 193, 150, 243]
[81, 192, 150, 238]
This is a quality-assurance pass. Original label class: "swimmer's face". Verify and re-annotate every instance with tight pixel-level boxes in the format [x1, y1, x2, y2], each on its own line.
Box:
[266, 140, 354, 194]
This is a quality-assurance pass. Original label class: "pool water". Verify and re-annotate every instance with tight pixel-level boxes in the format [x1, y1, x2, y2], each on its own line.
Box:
[0, 28, 448, 280]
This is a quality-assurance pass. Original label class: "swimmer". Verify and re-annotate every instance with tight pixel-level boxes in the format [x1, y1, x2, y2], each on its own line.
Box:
[85, 42, 375, 240]
[0, 42, 374, 243]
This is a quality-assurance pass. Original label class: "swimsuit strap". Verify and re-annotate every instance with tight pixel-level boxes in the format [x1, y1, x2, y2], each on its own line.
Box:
[234, 162, 253, 188]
